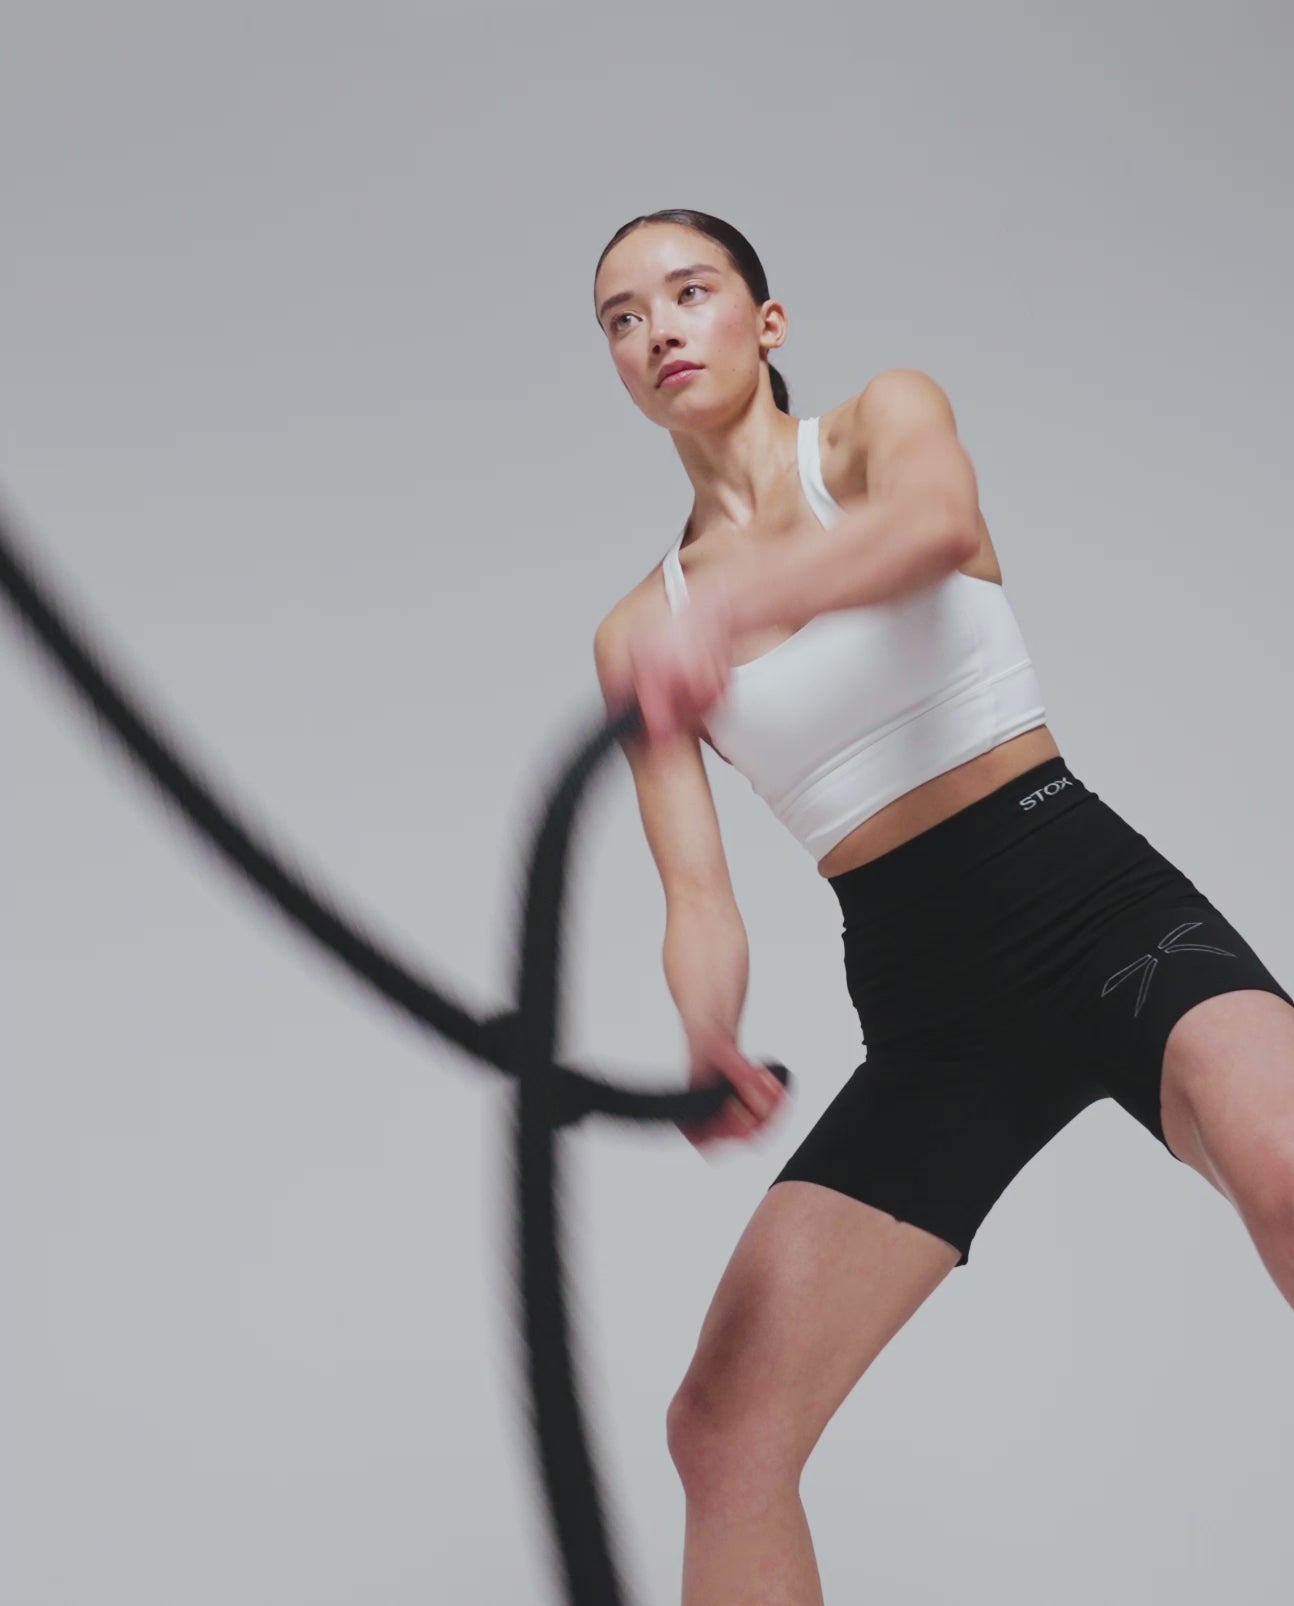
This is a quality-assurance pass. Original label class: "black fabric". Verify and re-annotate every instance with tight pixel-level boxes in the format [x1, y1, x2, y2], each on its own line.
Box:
[771, 757, 1293, 1267]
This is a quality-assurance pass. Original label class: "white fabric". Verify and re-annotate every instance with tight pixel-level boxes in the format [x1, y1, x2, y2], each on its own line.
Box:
[661, 415, 1048, 862]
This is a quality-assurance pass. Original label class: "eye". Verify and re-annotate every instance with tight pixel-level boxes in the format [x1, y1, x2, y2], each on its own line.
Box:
[607, 284, 708, 336]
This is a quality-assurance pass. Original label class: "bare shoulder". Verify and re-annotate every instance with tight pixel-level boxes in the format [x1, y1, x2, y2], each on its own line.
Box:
[592, 523, 686, 690]
[818, 369, 960, 500]
[592, 566, 661, 698]
[592, 593, 633, 709]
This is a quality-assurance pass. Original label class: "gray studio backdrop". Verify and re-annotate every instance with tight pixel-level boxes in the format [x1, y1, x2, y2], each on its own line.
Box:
[3, 3, 1291, 1603]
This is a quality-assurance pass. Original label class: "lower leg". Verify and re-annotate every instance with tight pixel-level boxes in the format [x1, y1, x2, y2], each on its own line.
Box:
[681, 1475, 824, 1606]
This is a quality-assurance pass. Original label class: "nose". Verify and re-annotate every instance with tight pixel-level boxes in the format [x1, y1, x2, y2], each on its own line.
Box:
[650, 325, 682, 355]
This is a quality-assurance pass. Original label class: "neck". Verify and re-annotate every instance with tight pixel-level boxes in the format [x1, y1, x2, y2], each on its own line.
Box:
[670, 399, 800, 539]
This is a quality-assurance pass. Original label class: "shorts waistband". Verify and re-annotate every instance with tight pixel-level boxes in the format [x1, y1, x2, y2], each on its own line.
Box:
[828, 757, 1092, 914]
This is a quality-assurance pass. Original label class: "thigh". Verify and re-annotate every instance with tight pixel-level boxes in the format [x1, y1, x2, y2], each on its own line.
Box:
[670, 1045, 1103, 1472]
[669, 1179, 961, 1477]
[770, 1043, 1106, 1270]
[1054, 893, 1294, 1154]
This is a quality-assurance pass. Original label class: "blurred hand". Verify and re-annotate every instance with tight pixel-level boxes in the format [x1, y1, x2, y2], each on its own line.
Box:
[676, 1018, 787, 1153]
[602, 583, 736, 746]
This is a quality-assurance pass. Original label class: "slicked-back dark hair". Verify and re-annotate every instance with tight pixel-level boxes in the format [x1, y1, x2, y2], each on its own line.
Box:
[594, 209, 790, 414]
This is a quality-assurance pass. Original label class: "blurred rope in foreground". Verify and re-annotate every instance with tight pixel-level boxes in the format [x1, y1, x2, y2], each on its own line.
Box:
[0, 505, 791, 1605]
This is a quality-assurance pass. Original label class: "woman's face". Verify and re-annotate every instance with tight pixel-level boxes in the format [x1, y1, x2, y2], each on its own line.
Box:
[593, 223, 783, 427]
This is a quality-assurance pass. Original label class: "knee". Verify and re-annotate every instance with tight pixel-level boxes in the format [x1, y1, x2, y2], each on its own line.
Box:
[666, 1376, 802, 1499]
[664, 1379, 715, 1485]
[1233, 1136, 1294, 1242]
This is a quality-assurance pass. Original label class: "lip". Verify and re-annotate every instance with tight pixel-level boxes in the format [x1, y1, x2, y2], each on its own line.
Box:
[657, 362, 702, 387]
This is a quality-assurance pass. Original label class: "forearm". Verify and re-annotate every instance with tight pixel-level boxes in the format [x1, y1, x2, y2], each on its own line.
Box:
[697, 492, 977, 640]
[663, 898, 750, 1037]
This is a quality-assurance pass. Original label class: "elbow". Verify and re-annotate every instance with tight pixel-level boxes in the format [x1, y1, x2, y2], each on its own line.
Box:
[894, 480, 980, 569]
[931, 456, 981, 564]
[940, 501, 981, 566]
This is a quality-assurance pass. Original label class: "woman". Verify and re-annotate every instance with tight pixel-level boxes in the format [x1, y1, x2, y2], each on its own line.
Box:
[591, 209, 1294, 1604]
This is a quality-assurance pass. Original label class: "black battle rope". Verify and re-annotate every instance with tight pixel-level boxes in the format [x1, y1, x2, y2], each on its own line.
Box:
[0, 507, 792, 1605]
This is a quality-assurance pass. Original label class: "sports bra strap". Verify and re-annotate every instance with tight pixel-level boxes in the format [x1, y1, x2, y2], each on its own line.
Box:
[796, 416, 845, 526]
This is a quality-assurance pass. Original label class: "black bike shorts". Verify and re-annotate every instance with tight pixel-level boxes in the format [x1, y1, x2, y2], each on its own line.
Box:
[768, 757, 1292, 1267]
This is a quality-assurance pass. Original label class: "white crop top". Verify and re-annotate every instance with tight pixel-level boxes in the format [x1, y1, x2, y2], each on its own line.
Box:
[661, 415, 1048, 862]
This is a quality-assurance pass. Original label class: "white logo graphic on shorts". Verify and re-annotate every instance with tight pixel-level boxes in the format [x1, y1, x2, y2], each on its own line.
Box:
[1100, 920, 1236, 1017]
[1019, 776, 1073, 810]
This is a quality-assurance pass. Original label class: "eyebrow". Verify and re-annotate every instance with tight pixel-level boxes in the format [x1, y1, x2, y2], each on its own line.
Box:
[596, 262, 723, 326]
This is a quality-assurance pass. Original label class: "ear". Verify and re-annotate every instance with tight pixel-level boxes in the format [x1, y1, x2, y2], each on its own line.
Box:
[757, 298, 788, 354]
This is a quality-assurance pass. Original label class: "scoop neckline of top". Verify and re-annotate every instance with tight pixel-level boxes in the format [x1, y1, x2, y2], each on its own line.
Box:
[674, 417, 834, 674]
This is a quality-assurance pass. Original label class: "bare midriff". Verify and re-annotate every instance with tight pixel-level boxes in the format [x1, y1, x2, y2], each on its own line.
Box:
[813, 722, 1062, 878]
